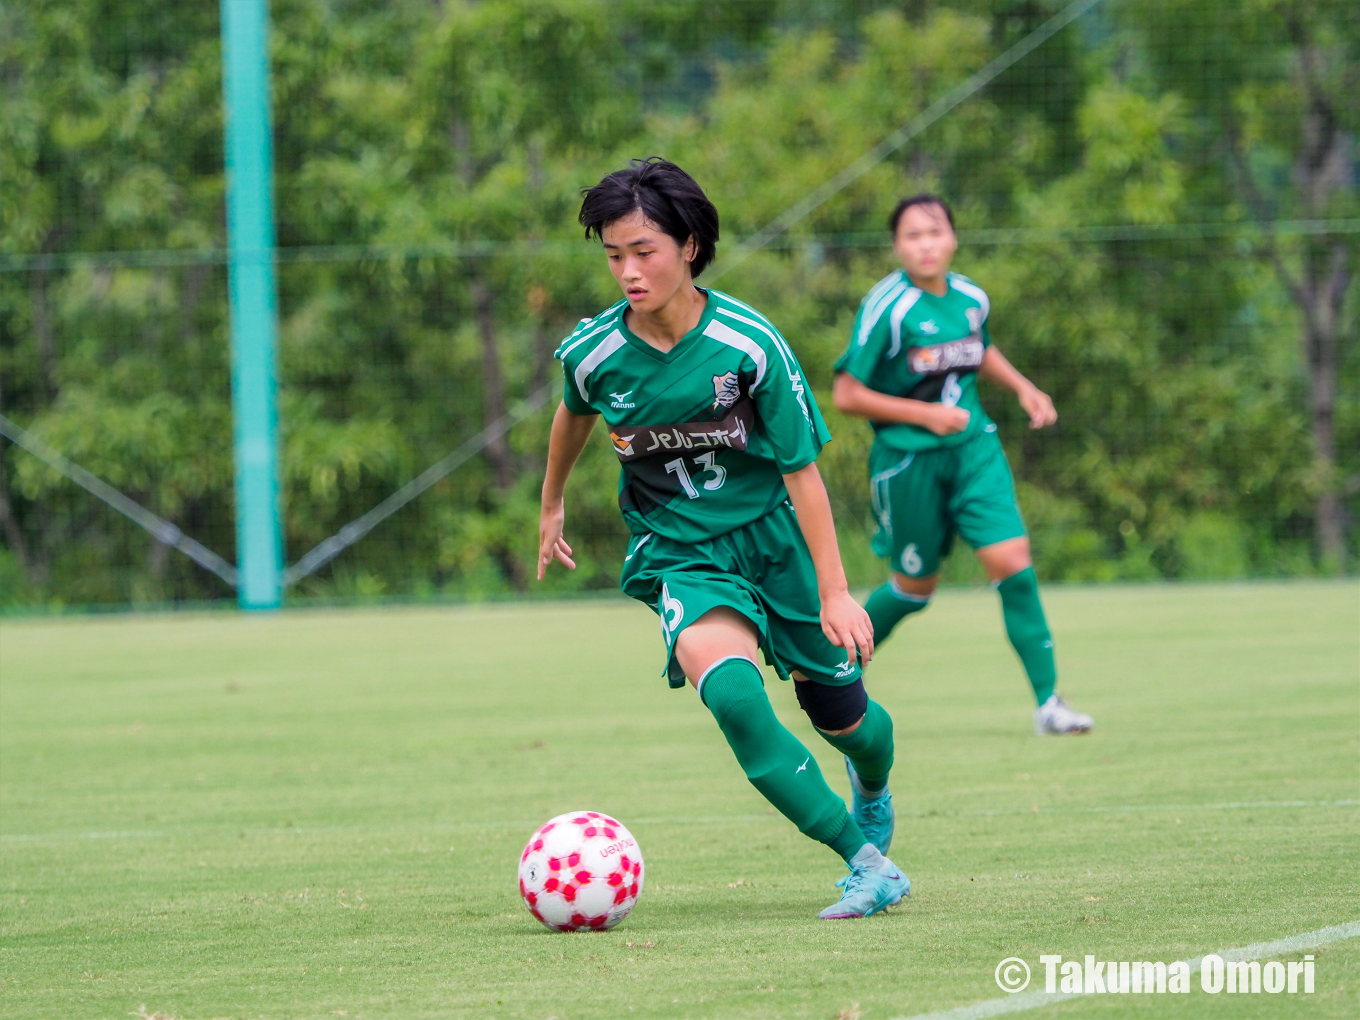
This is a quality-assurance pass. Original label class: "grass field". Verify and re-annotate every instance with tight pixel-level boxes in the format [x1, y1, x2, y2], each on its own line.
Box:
[1, 580, 1357, 1019]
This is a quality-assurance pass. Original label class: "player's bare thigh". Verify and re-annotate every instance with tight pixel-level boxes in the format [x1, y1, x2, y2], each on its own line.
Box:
[975, 535, 1031, 581]
[890, 572, 939, 597]
[673, 606, 761, 685]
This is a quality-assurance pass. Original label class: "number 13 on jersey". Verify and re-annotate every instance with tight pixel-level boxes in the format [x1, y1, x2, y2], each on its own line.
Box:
[664, 452, 727, 498]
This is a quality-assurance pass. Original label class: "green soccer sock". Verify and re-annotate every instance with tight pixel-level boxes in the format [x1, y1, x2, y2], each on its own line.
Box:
[996, 566, 1057, 705]
[865, 580, 931, 645]
[814, 699, 894, 794]
[700, 657, 867, 863]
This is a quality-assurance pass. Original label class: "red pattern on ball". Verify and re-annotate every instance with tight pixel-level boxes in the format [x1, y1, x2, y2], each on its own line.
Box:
[521, 812, 642, 933]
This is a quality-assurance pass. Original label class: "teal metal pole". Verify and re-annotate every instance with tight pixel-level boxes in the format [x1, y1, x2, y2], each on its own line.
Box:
[221, 0, 282, 609]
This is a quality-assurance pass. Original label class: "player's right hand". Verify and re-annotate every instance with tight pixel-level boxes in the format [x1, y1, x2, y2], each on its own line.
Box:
[926, 405, 970, 435]
[537, 501, 576, 579]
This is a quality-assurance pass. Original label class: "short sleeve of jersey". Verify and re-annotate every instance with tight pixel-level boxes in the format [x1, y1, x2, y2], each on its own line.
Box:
[981, 318, 992, 348]
[754, 342, 831, 473]
[558, 355, 595, 415]
[556, 321, 600, 416]
[833, 298, 891, 386]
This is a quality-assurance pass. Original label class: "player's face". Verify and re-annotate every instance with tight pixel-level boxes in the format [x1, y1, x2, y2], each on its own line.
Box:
[601, 209, 698, 314]
[892, 203, 957, 282]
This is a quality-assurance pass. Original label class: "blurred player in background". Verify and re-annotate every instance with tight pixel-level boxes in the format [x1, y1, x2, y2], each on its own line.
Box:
[539, 158, 910, 918]
[833, 195, 1093, 735]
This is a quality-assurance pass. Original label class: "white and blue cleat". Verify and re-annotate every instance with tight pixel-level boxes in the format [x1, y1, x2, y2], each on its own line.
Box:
[845, 757, 894, 854]
[1034, 693, 1094, 735]
[819, 844, 910, 919]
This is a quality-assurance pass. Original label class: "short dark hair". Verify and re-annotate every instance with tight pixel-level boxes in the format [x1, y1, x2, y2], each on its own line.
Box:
[579, 158, 720, 278]
[889, 193, 955, 235]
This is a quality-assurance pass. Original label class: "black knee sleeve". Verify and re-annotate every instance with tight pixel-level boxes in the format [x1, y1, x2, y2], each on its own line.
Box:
[794, 677, 868, 731]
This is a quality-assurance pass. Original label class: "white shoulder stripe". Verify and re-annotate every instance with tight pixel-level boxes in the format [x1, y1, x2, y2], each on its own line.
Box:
[888, 288, 924, 358]
[557, 307, 623, 361]
[573, 329, 627, 403]
[702, 318, 767, 387]
[861, 272, 902, 311]
[949, 275, 990, 320]
[713, 296, 797, 370]
[858, 280, 907, 346]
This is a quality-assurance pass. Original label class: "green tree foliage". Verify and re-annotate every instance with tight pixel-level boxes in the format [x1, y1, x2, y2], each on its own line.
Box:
[0, 0, 1354, 606]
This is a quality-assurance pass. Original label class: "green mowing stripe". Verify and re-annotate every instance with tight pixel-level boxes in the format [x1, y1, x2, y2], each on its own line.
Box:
[4, 800, 1357, 845]
[898, 920, 1360, 1020]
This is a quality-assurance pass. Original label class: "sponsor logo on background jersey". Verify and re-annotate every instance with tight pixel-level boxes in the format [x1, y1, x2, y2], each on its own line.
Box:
[907, 336, 986, 376]
[711, 371, 741, 409]
[833, 656, 857, 679]
[610, 390, 636, 409]
[610, 432, 636, 456]
[918, 319, 939, 334]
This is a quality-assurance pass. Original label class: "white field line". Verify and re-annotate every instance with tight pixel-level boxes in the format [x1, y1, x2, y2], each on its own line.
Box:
[2, 799, 1355, 845]
[897, 920, 1360, 1020]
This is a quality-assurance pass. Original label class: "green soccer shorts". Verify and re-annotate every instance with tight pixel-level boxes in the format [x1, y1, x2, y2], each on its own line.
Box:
[868, 426, 1027, 579]
[619, 501, 863, 689]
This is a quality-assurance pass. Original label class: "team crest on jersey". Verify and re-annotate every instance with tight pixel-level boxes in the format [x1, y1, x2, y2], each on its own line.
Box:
[712, 371, 741, 409]
[610, 432, 636, 456]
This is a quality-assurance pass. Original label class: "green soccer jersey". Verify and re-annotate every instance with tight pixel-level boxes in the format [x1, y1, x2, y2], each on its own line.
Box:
[557, 289, 831, 545]
[834, 269, 994, 452]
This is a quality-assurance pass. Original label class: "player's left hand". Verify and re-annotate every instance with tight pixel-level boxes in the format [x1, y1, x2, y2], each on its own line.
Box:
[820, 588, 874, 665]
[1019, 386, 1057, 429]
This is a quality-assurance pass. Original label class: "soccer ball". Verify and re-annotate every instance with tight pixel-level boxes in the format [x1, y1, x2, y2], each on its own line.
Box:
[517, 811, 644, 932]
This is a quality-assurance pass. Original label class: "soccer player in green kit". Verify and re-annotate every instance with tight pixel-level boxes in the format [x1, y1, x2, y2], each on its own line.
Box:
[833, 195, 1093, 735]
[538, 158, 910, 918]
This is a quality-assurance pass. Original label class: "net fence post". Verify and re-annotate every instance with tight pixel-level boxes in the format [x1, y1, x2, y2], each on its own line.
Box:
[221, 0, 283, 609]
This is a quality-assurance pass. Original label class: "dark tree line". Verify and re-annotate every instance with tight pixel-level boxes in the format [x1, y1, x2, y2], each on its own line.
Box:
[0, 0, 1355, 606]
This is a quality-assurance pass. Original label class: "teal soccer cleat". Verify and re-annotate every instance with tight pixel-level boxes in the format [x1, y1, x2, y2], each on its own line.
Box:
[845, 756, 895, 855]
[819, 845, 911, 919]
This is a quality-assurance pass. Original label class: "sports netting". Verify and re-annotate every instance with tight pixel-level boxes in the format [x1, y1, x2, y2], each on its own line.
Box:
[2, 0, 1356, 609]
